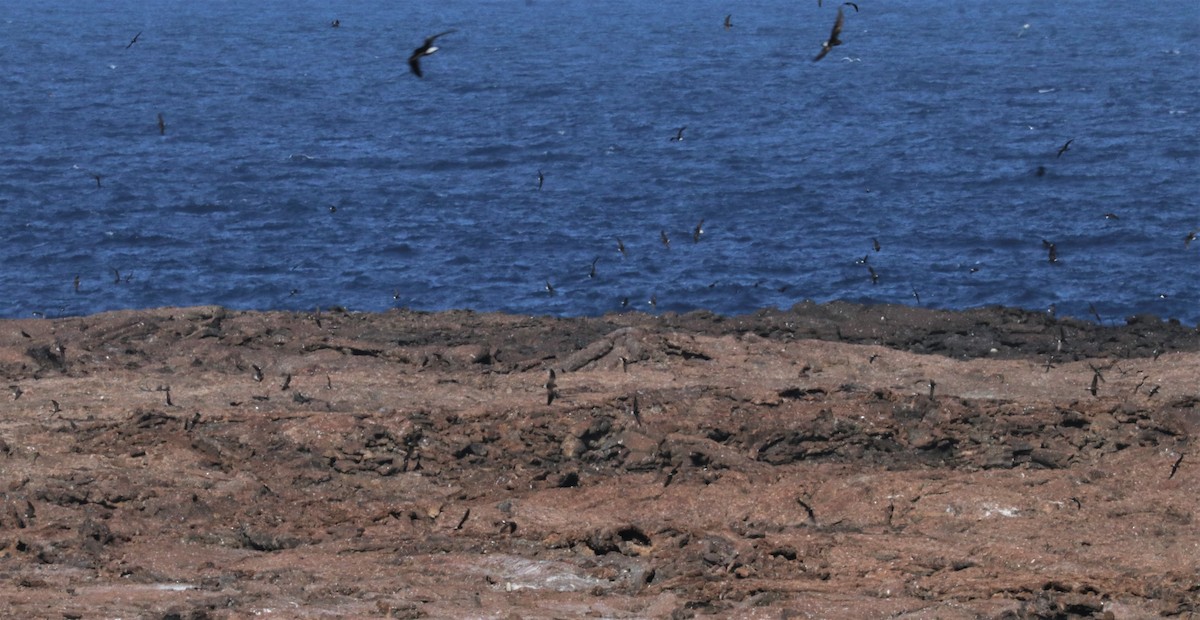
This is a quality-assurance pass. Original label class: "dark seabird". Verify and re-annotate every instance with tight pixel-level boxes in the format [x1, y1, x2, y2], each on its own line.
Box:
[1186, 230, 1197, 248]
[1042, 239, 1058, 263]
[660, 230, 670, 248]
[844, 2, 859, 12]
[126, 31, 142, 49]
[157, 113, 165, 136]
[537, 169, 544, 190]
[331, 19, 340, 28]
[670, 126, 686, 141]
[813, 7, 844, 62]
[1036, 165, 1046, 177]
[1056, 138, 1074, 158]
[589, 257, 599, 278]
[616, 237, 627, 257]
[545, 369, 557, 405]
[867, 265, 878, 285]
[872, 237, 880, 252]
[408, 30, 456, 78]
[1103, 212, 1119, 220]
[545, 280, 555, 295]
[724, 14, 733, 30]
[90, 173, 102, 188]
[73, 275, 80, 292]
[693, 219, 704, 242]
[649, 294, 657, 308]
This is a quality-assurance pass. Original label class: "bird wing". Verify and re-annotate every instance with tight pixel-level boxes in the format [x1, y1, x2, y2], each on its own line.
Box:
[408, 54, 423, 77]
[427, 30, 456, 45]
[829, 7, 844, 45]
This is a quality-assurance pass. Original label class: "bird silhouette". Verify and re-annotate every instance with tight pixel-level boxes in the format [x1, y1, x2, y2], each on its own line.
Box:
[545, 369, 557, 405]
[408, 30, 456, 78]
[670, 126, 686, 141]
[125, 31, 142, 49]
[843, 2, 859, 12]
[724, 14, 733, 30]
[693, 219, 704, 242]
[1057, 138, 1074, 158]
[537, 169, 544, 190]
[157, 113, 165, 136]
[1042, 239, 1058, 263]
[813, 7, 844, 62]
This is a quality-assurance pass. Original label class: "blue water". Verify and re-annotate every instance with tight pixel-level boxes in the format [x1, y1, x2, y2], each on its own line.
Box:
[2, 1, 1198, 323]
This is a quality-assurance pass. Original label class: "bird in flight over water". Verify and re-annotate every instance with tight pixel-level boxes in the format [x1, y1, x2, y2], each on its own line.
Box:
[843, 2, 859, 12]
[724, 15, 733, 30]
[1057, 138, 1074, 158]
[157, 113, 165, 136]
[408, 30, 456, 77]
[670, 126, 686, 141]
[126, 31, 142, 49]
[813, 7, 844, 62]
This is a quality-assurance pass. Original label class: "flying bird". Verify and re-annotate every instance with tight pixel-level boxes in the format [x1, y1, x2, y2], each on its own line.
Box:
[537, 169, 544, 190]
[843, 2, 859, 12]
[408, 30, 455, 78]
[693, 219, 704, 242]
[813, 7, 844, 62]
[1186, 230, 1197, 248]
[157, 113, 165, 135]
[872, 237, 881, 252]
[89, 173, 102, 188]
[126, 31, 142, 49]
[1057, 138, 1074, 158]
[1042, 239, 1058, 263]
[660, 230, 671, 248]
[616, 237, 626, 257]
[331, 19, 340, 28]
[724, 14, 733, 30]
[670, 126, 686, 141]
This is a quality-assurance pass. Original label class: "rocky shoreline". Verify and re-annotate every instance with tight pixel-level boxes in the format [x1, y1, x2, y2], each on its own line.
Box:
[1, 303, 1196, 618]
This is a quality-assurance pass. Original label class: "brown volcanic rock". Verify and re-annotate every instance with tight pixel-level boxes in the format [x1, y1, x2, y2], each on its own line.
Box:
[0, 303, 1196, 618]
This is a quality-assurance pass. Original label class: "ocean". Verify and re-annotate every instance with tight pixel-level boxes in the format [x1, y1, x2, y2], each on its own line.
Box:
[2, 1, 1198, 324]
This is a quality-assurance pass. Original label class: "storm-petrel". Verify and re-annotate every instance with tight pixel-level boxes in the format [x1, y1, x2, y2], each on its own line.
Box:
[1057, 138, 1074, 158]
[126, 31, 141, 49]
[408, 30, 456, 78]
[813, 7, 844, 62]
